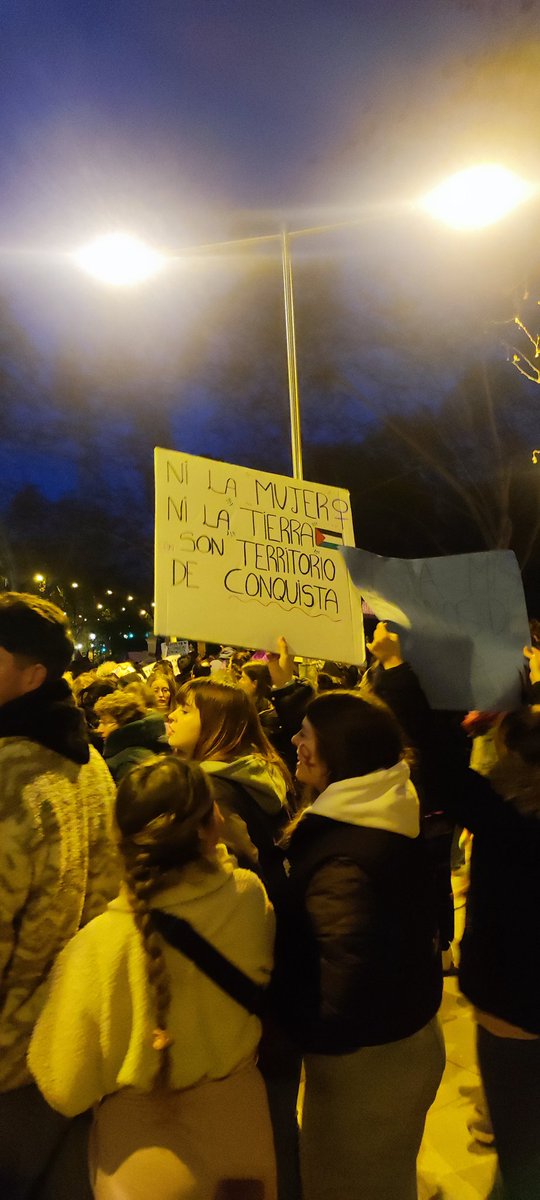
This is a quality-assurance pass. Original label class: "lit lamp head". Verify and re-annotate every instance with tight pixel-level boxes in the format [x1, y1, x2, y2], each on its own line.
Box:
[420, 164, 534, 230]
[73, 233, 165, 286]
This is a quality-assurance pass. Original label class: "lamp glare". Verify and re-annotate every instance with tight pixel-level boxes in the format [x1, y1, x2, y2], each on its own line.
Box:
[420, 165, 534, 230]
[74, 233, 165, 287]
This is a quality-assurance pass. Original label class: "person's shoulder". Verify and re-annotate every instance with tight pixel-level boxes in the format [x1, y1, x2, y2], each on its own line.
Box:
[231, 865, 271, 904]
[62, 902, 136, 959]
[82, 744, 116, 788]
[0, 738, 59, 815]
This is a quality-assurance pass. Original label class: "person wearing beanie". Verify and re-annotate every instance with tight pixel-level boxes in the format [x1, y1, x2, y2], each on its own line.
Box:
[0, 593, 120, 1199]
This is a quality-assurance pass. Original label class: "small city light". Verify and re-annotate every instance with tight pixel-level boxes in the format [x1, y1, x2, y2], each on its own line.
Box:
[106, 589, 113, 595]
[75, 643, 83, 651]
[96, 603, 103, 610]
[89, 633, 96, 641]
[71, 582, 79, 589]
[139, 609, 147, 616]
[127, 595, 134, 601]
[33, 573, 45, 583]
[121, 606, 126, 612]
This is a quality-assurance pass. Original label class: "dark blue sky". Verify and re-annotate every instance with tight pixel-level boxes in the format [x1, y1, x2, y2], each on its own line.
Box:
[1, 1, 539, 508]
[3, 1, 537, 240]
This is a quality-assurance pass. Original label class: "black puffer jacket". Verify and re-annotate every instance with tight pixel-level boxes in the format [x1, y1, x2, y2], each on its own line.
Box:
[274, 810, 442, 1054]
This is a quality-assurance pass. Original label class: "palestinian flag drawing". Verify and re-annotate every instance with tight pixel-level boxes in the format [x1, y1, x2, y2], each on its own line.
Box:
[315, 527, 345, 550]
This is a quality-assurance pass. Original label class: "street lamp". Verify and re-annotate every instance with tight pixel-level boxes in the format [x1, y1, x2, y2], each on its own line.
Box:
[75, 165, 534, 481]
[73, 233, 165, 286]
[75, 225, 306, 478]
[420, 164, 534, 231]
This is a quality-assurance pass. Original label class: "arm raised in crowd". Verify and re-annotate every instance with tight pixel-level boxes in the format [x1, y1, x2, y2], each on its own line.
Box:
[365, 623, 434, 752]
[267, 636, 314, 742]
[367, 625, 540, 836]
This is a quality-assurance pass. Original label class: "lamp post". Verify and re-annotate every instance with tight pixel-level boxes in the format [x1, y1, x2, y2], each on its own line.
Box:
[74, 165, 534, 482]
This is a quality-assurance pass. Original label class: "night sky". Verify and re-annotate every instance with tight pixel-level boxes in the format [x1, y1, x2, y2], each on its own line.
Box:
[1, 1, 540, 543]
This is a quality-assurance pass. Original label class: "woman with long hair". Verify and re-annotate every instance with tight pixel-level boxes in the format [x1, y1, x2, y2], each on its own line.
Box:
[167, 679, 301, 1200]
[275, 689, 444, 1200]
[147, 668, 177, 716]
[167, 678, 292, 903]
[29, 756, 276, 1200]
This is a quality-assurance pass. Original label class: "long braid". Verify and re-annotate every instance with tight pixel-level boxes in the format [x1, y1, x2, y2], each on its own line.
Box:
[115, 756, 216, 1090]
[124, 851, 173, 1089]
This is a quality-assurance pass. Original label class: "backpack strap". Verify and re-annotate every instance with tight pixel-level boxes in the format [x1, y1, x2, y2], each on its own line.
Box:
[150, 908, 265, 1017]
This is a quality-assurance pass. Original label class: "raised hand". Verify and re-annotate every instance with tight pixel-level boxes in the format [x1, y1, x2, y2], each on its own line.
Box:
[267, 635, 295, 688]
[366, 622, 403, 670]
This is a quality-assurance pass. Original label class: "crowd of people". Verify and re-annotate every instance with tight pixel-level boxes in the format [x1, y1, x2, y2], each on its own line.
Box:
[0, 590, 538, 1200]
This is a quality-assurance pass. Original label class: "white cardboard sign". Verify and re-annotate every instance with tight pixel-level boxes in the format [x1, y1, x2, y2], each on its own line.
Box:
[154, 447, 364, 663]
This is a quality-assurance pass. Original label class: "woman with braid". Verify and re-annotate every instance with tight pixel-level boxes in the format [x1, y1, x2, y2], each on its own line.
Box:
[28, 757, 277, 1200]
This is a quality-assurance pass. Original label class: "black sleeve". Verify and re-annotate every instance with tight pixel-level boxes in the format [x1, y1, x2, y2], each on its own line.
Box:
[372, 662, 433, 750]
[372, 662, 469, 815]
[305, 858, 373, 1023]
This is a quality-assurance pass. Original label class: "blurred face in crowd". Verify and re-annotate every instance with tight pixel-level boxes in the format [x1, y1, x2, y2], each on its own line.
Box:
[292, 717, 329, 793]
[150, 676, 173, 710]
[167, 694, 202, 759]
[96, 714, 118, 741]
[0, 646, 45, 707]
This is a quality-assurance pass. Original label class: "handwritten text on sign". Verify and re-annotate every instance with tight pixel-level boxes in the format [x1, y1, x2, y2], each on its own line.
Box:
[154, 448, 364, 662]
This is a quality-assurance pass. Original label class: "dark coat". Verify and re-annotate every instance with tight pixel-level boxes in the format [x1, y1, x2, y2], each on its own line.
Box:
[103, 713, 168, 783]
[376, 666, 540, 1035]
[448, 760, 540, 1035]
[273, 812, 442, 1054]
[209, 770, 289, 909]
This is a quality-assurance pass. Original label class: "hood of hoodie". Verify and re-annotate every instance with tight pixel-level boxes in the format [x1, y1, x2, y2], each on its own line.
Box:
[200, 754, 287, 815]
[0, 679, 89, 765]
[309, 760, 420, 838]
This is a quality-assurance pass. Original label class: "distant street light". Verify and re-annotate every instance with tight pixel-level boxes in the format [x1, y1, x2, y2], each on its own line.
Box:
[75, 165, 535, 479]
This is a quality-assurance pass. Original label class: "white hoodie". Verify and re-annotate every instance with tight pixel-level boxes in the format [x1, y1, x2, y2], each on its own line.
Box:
[309, 760, 420, 839]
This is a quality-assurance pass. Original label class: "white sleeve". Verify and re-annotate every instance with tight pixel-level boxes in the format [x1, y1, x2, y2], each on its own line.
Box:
[28, 926, 105, 1117]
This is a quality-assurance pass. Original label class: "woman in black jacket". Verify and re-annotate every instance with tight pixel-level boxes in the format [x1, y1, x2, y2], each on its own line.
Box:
[276, 688, 444, 1200]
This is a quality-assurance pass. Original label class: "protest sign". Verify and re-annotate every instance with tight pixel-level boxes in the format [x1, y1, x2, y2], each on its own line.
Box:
[342, 546, 529, 710]
[154, 448, 364, 662]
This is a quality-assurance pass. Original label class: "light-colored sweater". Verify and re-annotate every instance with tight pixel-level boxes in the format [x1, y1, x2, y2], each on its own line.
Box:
[0, 738, 119, 1091]
[29, 847, 275, 1117]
